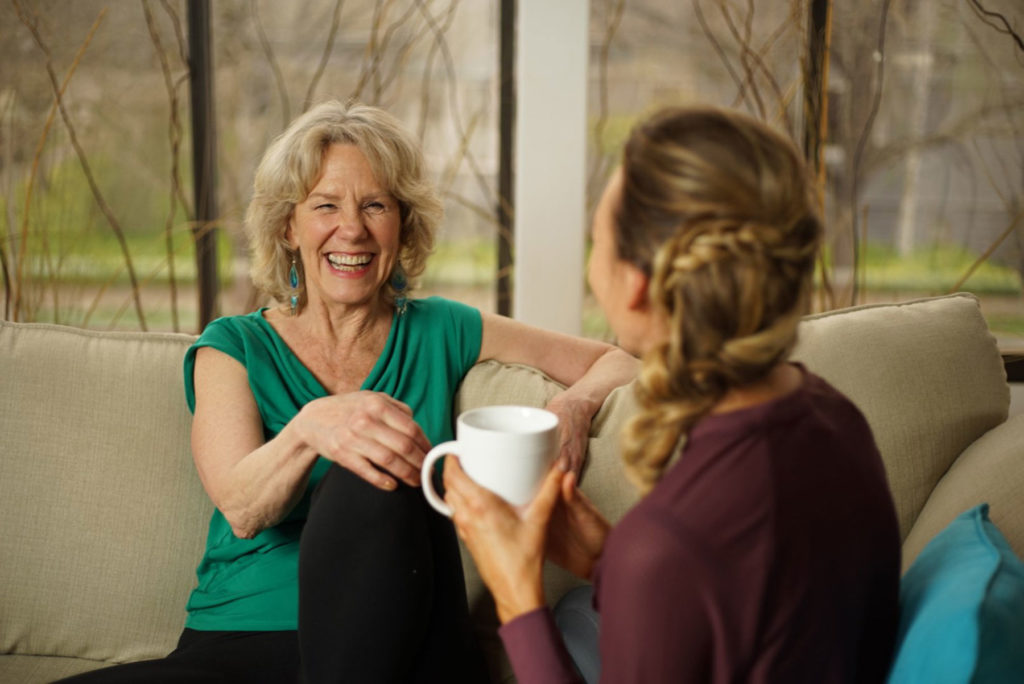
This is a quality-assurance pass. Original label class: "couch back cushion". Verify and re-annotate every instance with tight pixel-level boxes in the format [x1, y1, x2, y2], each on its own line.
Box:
[791, 294, 1008, 540]
[0, 322, 211, 664]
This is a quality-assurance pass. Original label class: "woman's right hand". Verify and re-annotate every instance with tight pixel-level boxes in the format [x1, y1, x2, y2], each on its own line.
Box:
[294, 391, 431, 490]
[545, 471, 611, 580]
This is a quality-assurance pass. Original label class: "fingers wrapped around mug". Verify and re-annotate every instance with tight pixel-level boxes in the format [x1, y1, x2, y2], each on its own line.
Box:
[443, 456, 564, 623]
[544, 471, 611, 580]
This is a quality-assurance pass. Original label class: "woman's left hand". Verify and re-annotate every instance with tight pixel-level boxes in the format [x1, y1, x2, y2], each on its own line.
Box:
[544, 394, 592, 477]
[443, 456, 564, 624]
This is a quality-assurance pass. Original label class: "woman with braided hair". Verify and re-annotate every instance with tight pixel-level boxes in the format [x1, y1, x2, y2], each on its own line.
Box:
[444, 106, 901, 683]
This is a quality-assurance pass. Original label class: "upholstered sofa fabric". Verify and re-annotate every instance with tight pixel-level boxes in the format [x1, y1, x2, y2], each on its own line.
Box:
[902, 414, 1024, 572]
[1, 293, 1020, 683]
[0, 323, 209, 667]
[791, 294, 1009, 540]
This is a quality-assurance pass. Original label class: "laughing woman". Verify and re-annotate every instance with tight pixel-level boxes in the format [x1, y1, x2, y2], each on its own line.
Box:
[57, 101, 636, 684]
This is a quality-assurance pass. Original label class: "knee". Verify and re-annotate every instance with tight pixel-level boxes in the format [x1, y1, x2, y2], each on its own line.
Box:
[304, 464, 429, 546]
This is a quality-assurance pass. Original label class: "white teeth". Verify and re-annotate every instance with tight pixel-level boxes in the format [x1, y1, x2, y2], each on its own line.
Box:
[326, 253, 372, 267]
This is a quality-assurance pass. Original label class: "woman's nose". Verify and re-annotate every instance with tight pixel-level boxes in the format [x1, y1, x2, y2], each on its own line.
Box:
[334, 206, 367, 239]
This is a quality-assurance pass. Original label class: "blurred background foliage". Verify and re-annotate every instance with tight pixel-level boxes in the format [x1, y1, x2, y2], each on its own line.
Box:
[1, 0, 1022, 350]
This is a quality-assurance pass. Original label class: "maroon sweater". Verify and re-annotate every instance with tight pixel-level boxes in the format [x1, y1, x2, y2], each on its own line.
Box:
[500, 368, 900, 683]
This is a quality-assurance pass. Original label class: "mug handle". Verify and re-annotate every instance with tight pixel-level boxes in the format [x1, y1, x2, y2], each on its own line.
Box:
[421, 441, 464, 517]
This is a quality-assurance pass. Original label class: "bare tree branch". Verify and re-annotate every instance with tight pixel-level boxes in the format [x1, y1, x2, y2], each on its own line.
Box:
[587, 0, 627, 211]
[377, 5, 435, 104]
[444, 189, 505, 230]
[439, 106, 481, 192]
[371, 1, 420, 103]
[693, 0, 748, 111]
[848, 0, 892, 305]
[159, 0, 189, 65]
[757, 2, 797, 66]
[801, 0, 835, 310]
[414, 0, 499, 217]
[143, 0, 185, 331]
[2, 89, 18, 319]
[867, 97, 1024, 176]
[158, 1, 195, 218]
[0, 94, 10, 317]
[720, 0, 766, 118]
[251, 0, 291, 127]
[416, 0, 459, 141]
[14, 1, 147, 329]
[352, 0, 391, 103]
[967, 0, 1024, 53]
[10, 2, 114, 323]
[716, 0, 795, 131]
[949, 208, 1024, 293]
[303, 0, 346, 112]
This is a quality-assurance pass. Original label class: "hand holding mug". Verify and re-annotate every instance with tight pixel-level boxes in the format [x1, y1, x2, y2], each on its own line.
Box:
[443, 450, 565, 623]
[544, 471, 610, 580]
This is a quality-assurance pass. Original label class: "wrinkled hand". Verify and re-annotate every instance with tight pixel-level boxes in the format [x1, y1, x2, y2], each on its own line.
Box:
[544, 395, 593, 477]
[444, 457, 564, 624]
[295, 391, 430, 490]
[545, 472, 610, 580]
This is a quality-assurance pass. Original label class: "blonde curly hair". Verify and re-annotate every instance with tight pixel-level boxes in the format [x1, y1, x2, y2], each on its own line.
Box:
[245, 101, 441, 312]
[616, 106, 822, 493]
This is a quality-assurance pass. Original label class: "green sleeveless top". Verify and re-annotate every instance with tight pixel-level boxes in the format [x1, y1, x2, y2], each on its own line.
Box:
[182, 297, 483, 630]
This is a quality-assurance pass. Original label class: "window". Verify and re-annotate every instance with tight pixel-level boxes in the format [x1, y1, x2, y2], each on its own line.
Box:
[2, 0, 500, 331]
[584, 0, 1024, 350]
[4, 0, 1022, 352]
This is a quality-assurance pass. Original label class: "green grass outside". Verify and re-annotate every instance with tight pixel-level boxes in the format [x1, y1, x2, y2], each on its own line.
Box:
[985, 314, 1024, 337]
[854, 243, 1022, 296]
[10, 228, 236, 287]
[422, 238, 497, 287]
[6, 205, 1023, 339]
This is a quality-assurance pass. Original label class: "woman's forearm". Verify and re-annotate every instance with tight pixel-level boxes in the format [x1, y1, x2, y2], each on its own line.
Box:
[196, 423, 321, 539]
[548, 346, 637, 419]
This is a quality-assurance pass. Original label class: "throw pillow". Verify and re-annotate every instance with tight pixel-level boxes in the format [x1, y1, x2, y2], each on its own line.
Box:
[888, 503, 1024, 683]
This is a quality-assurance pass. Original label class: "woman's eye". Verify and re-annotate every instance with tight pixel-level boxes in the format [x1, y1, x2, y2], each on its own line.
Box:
[315, 203, 336, 211]
[364, 201, 386, 213]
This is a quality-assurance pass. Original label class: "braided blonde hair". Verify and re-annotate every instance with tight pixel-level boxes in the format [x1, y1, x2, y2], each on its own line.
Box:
[617, 107, 821, 493]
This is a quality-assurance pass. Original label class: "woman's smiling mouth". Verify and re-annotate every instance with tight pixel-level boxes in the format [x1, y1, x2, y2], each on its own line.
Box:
[326, 252, 373, 273]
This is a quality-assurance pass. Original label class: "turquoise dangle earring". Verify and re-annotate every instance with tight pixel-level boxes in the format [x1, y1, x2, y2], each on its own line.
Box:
[289, 253, 300, 315]
[391, 265, 408, 315]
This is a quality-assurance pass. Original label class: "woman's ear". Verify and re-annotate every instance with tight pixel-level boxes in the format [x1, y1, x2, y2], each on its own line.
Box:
[624, 263, 650, 311]
[284, 221, 296, 250]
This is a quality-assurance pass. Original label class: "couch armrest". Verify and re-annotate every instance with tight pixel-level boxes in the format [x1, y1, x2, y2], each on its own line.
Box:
[455, 360, 565, 415]
[901, 414, 1024, 572]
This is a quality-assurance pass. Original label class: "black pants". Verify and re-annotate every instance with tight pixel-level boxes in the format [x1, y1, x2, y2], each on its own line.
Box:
[54, 629, 299, 684]
[56, 464, 488, 683]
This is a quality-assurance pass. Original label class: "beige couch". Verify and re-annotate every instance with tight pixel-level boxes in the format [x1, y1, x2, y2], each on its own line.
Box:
[1, 293, 1021, 682]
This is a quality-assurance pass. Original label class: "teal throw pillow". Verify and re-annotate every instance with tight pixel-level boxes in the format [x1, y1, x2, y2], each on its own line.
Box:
[888, 503, 1024, 683]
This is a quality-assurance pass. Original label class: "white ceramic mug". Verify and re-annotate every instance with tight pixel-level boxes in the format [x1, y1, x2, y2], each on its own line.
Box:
[421, 405, 559, 517]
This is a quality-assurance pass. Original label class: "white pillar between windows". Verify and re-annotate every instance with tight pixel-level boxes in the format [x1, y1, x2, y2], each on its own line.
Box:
[512, 0, 588, 335]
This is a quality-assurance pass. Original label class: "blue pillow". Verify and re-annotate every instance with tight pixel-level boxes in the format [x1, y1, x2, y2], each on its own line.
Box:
[888, 503, 1024, 683]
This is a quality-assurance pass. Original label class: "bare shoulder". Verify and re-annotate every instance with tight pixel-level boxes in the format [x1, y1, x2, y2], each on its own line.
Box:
[193, 346, 251, 404]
